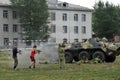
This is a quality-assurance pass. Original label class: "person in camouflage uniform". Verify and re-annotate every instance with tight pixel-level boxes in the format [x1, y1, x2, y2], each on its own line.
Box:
[58, 43, 66, 69]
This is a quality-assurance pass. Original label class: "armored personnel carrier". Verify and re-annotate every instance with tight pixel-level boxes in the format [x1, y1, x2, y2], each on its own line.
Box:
[64, 38, 120, 63]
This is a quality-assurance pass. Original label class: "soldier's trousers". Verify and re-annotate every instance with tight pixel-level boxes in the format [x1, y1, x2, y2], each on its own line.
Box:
[13, 57, 18, 69]
[59, 53, 65, 69]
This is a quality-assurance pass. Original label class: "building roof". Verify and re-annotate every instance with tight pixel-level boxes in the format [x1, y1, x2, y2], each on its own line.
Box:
[0, 3, 10, 7]
[0, 1, 93, 12]
[48, 1, 93, 12]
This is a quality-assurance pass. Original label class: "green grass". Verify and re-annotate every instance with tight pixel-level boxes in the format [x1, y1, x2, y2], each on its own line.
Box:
[0, 51, 120, 80]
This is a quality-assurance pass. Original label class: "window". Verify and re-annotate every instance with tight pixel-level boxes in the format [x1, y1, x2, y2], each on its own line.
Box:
[74, 14, 78, 21]
[63, 13, 67, 21]
[3, 10, 8, 18]
[13, 38, 18, 46]
[3, 24, 9, 32]
[74, 39, 79, 42]
[13, 11, 18, 19]
[4, 38, 9, 46]
[13, 24, 18, 32]
[74, 26, 78, 34]
[51, 24, 56, 33]
[63, 38, 67, 43]
[81, 14, 86, 22]
[43, 26, 48, 33]
[50, 12, 56, 21]
[63, 2, 68, 7]
[82, 26, 86, 34]
[63, 26, 67, 33]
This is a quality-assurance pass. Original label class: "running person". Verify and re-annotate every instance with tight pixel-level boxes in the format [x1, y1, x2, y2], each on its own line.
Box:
[29, 45, 37, 69]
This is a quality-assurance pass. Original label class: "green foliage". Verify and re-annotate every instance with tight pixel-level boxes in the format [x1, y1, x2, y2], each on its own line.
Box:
[10, 0, 49, 40]
[93, 1, 120, 39]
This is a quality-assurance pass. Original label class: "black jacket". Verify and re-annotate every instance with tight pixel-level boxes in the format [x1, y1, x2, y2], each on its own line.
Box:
[12, 47, 18, 58]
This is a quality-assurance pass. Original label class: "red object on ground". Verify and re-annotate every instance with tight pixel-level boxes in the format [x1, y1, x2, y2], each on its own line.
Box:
[113, 34, 120, 42]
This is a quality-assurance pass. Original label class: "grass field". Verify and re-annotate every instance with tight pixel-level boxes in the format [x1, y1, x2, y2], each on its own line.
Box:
[0, 50, 120, 80]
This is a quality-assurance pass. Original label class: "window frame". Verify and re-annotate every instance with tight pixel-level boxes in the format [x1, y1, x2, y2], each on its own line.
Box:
[82, 26, 86, 34]
[4, 38, 9, 46]
[63, 25, 67, 33]
[51, 24, 56, 33]
[50, 12, 56, 21]
[12, 11, 18, 19]
[74, 14, 78, 21]
[3, 10, 8, 18]
[63, 13, 67, 21]
[3, 24, 9, 32]
[81, 14, 86, 22]
[74, 26, 79, 34]
[13, 24, 18, 32]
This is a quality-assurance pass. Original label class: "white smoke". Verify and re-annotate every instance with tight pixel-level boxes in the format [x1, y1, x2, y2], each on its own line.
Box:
[9, 40, 59, 68]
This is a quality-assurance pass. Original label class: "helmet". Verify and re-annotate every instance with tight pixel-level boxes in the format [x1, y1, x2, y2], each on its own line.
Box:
[102, 37, 108, 42]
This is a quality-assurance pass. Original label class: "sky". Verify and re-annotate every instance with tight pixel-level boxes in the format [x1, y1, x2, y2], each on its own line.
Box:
[0, 0, 120, 9]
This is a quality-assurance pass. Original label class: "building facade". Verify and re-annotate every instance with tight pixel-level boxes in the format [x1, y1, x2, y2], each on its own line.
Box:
[48, 0, 92, 43]
[0, 0, 92, 48]
[0, 4, 21, 48]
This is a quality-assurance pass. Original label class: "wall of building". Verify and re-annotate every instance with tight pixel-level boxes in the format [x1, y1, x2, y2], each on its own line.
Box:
[0, 1, 92, 48]
[49, 9, 92, 43]
[0, 6, 21, 48]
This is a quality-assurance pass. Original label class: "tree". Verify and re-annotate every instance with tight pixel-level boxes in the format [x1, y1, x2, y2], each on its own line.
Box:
[10, 0, 49, 40]
[93, 1, 120, 39]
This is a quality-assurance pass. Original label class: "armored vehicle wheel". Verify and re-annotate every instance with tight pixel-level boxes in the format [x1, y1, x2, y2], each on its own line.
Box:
[106, 54, 116, 62]
[65, 52, 73, 63]
[74, 57, 79, 62]
[78, 51, 90, 61]
[92, 51, 106, 62]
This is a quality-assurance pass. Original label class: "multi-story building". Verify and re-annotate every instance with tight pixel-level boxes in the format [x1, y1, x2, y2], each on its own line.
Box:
[48, 0, 92, 43]
[0, 3, 21, 48]
[0, 0, 92, 48]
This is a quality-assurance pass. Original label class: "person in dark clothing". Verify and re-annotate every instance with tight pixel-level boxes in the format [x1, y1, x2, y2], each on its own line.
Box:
[12, 45, 20, 70]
